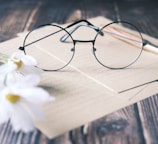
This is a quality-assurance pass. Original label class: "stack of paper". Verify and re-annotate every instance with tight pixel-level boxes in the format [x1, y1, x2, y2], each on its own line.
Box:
[0, 17, 158, 139]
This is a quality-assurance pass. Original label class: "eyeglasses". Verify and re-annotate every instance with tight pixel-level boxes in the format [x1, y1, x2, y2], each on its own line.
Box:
[19, 19, 144, 71]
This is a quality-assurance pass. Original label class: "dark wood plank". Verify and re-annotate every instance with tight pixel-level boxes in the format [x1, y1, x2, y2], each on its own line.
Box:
[28, 0, 84, 28]
[137, 94, 158, 144]
[88, 106, 145, 144]
[69, 105, 145, 144]
[0, 1, 49, 143]
[0, 1, 38, 42]
[116, 0, 158, 143]
[0, 1, 82, 144]
[79, 0, 117, 21]
[0, 2, 39, 143]
[114, 0, 158, 38]
[71, 1, 146, 143]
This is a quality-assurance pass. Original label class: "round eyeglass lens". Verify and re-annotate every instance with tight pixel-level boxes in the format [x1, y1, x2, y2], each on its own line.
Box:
[94, 21, 143, 69]
[23, 24, 75, 71]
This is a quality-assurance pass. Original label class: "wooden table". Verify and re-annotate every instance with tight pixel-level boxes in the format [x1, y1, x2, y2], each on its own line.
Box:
[0, 0, 158, 143]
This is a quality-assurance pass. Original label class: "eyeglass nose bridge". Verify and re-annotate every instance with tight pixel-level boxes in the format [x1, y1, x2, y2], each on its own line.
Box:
[73, 39, 95, 44]
[73, 40, 96, 53]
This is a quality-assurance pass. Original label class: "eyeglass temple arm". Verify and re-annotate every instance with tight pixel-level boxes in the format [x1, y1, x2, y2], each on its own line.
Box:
[60, 19, 104, 42]
[104, 30, 143, 44]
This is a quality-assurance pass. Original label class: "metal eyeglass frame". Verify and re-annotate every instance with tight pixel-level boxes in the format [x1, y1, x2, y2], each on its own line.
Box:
[19, 19, 144, 71]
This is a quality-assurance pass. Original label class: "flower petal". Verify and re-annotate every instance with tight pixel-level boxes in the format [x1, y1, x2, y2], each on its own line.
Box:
[12, 51, 38, 67]
[12, 74, 41, 88]
[11, 51, 24, 59]
[0, 104, 9, 124]
[17, 87, 55, 104]
[4, 72, 22, 87]
[21, 100, 44, 119]
[0, 91, 14, 124]
[21, 55, 37, 66]
[0, 63, 17, 74]
[10, 103, 35, 132]
[20, 65, 43, 75]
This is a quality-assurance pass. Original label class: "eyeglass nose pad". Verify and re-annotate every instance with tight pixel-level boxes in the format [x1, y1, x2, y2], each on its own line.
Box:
[93, 47, 97, 52]
[71, 48, 75, 52]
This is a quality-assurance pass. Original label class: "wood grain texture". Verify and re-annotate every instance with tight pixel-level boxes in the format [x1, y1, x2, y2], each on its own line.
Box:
[0, 1, 38, 42]
[70, 106, 145, 144]
[0, 0, 158, 144]
[116, 1, 158, 143]
[137, 95, 158, 144]
[114, 0, 158, 39]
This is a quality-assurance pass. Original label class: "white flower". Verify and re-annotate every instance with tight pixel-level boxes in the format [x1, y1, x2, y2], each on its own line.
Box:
[0, 51, 55, 133]
[0, 74, 54, 133]
[0, 51, 43, 75]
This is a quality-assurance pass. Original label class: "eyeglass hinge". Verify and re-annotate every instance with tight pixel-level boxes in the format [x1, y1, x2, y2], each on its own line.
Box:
[19, 46, 24, 50]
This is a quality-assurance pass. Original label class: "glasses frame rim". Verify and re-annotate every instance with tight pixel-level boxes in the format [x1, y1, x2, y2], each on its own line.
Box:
[21, 23, 76, 71]
[93, 20, 144, 69]
[19, 19, 144, 71]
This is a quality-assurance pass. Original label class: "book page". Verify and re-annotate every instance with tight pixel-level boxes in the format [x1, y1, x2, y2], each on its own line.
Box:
[0, 17, 158, 138]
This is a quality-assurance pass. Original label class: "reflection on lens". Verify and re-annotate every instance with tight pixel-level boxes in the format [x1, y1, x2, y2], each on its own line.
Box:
[94, 21, 143, 69]
[23, 24, 75, 71]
